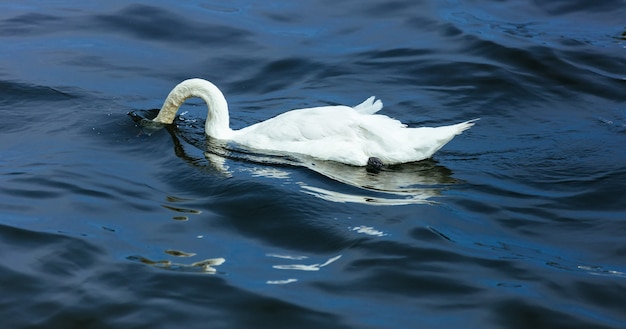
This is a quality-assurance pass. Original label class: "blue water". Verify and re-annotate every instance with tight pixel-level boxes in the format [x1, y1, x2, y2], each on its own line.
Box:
[1, 1, 625, 328]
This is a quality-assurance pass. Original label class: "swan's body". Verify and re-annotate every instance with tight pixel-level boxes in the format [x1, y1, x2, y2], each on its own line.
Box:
[153, 78, 477, 167]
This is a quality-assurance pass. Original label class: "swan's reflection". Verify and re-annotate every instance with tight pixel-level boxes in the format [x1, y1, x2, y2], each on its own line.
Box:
[209, 137, 462, 205]
[200, 134, 461, 205]
[131, 110, 462, 205]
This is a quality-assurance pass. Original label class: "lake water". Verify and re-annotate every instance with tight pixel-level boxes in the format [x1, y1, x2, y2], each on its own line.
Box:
[1, 1, 625, 328]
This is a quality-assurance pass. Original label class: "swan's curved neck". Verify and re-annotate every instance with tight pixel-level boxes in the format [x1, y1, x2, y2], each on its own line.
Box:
[153, 78, 233, 139]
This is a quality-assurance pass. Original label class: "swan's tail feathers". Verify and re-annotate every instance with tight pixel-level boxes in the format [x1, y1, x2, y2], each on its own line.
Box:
[354, 96, 383, 114]
[453, 118, 480, 135]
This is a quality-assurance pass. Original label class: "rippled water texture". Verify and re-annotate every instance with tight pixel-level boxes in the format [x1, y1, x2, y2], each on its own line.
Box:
[1, 1, 625, 328]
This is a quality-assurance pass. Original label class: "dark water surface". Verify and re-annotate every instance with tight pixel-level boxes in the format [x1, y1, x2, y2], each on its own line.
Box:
[1, 1, 625, 328]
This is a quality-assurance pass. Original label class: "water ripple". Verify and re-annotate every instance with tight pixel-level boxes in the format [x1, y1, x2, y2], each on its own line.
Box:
[2, 1, 626, 328]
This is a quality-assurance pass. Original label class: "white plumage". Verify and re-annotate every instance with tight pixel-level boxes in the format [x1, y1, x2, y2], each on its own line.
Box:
[153, 78, 477, 167]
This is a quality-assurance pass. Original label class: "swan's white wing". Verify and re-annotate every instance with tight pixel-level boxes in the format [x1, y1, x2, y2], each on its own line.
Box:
[232, 105, 405, 165]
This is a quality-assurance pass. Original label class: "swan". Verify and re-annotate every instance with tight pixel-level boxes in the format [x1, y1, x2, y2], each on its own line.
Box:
[152, 78, 477, 171]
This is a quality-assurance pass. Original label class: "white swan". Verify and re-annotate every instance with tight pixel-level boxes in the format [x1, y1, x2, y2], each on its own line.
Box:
[153, 78, 477, 169]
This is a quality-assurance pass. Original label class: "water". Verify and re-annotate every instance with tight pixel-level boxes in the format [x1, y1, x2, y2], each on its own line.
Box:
[1, 1, 625, 328]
